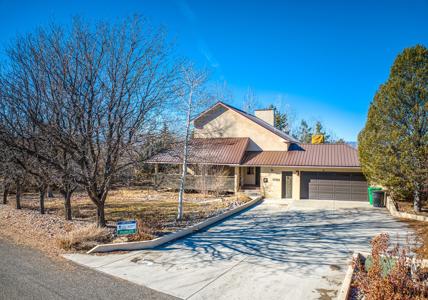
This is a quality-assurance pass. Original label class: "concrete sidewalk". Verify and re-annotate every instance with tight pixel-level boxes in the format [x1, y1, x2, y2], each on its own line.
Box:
[64, 199, 413, 300]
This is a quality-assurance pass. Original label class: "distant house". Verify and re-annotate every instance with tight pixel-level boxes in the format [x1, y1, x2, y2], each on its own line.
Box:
[147, 102, 367, 201]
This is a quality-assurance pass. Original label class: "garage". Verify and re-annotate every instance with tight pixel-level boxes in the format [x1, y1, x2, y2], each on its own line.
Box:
[300, 172, 368, 201]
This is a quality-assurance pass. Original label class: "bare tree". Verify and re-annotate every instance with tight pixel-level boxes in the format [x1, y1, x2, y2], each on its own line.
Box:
[0, 144, 14, 205]
[176, 65, 210, 220]
[242, 87, 257, 114]
[0, 17, 178, 226]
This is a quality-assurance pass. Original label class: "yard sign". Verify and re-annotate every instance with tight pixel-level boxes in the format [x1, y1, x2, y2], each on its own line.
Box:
[117, 220, 138, 235]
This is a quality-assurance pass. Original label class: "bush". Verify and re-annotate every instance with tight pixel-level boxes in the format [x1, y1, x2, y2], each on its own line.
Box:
[57, 224, 112, 250]
[353, 233, 428, 299]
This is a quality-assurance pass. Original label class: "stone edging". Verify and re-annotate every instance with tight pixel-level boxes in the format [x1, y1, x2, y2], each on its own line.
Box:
[386, 196, 428, 222]
[337, 252, 428, 300]
[337, 253, 359, 300]
[87, 196, 263, 254]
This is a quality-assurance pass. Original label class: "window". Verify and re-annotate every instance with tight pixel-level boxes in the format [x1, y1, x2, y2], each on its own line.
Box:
[247, 167, 254, 175]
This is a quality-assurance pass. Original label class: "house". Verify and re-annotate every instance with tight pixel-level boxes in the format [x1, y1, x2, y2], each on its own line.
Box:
[146, 101, 368, 201]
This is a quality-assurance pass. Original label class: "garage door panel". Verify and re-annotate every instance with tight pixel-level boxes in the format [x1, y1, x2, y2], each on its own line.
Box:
[301, 172, 368, 201]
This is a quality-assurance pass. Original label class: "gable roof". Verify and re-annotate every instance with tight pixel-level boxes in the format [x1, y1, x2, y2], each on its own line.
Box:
[194, 101, 300, 143]
[241, 143, 360, 168]
[145, 138, 249, 165]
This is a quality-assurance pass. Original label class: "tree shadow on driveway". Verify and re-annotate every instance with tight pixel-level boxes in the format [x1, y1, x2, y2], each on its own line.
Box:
[157, 205, 414, 274]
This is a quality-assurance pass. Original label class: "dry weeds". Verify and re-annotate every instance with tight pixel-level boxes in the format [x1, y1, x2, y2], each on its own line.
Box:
[397, 200, 428, 217]
[0, 188, 252, 255]
[56, 224, 112, 251]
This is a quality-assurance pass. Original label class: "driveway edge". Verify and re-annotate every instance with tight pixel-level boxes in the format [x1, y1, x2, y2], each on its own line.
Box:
[87, 196, 263, 253]
[386, 196, 428, 222]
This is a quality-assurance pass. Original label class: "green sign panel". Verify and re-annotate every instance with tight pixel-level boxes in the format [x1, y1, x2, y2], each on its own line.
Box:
[117, 220, 137, 235]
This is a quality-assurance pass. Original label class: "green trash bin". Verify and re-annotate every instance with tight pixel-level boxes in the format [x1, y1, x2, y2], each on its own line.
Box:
[368, 187, 382, 205]
[372, 190, 385, 207]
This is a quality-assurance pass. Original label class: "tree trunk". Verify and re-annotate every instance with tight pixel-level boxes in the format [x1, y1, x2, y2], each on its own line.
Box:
[15, 182, 21, 209]
[63, 191, 73, 221]
[3, 186, 8, 204]
[177, 87, 193, 221]
[47, 185, 54, 198]
[96, 204, 106, 227]
[39, 185, 46, 214]
[177, 166, 186, 221]
[413, 186, 422, 213]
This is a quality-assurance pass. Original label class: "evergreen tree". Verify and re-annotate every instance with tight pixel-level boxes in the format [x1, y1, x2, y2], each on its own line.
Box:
[313, 121, 331, 142]
[358, 45, 428, 212]
[268, 104, 290, 134]
[296, 120, 312, 143]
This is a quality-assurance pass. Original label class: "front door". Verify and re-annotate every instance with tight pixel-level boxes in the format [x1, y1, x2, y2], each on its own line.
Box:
[281, 172, 293, 198]
[255, 167, 261, 187]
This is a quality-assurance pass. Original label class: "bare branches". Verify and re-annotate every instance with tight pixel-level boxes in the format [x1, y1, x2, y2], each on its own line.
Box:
[0, 16, 178, 226]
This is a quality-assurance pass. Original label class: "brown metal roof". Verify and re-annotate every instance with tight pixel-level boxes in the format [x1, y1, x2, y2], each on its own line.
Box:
[145, 138, 249, 165]
[241, 143, 361, 167]
[194, 102, 300, 143]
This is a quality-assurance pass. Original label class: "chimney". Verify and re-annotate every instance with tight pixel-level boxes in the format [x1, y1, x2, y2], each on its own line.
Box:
[254, 109, 274, 126]
[311, 134, 325, 144]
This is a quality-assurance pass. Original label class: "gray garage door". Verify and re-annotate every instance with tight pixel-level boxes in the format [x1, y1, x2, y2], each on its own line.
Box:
[300, 172, 368, 201]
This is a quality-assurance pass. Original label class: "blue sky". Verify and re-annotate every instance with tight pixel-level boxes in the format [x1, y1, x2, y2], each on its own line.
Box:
[0, 0, 427, 140]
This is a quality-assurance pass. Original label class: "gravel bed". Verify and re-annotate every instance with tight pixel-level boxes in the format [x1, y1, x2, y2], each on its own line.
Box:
[0, 203, 93, 257]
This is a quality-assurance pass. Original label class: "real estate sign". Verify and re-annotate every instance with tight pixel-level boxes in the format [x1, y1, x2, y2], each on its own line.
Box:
[117, 220, 137, 235]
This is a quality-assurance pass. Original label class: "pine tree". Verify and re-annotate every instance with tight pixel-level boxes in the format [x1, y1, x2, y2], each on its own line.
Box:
[296, 120, 312, 143]
[358, 45, 428, 212]
[313, 121, 331, 142]
[268, 104, 290, 134]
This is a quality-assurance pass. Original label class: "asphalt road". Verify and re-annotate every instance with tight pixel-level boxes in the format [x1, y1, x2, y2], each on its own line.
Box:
[0, 239, 178, 300]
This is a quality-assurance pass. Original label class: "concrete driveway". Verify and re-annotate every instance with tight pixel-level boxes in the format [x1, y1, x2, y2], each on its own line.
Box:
[65, 199, 414, 300]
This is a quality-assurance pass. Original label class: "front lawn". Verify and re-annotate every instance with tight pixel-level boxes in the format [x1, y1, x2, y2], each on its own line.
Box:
[0, 188, 252, 254]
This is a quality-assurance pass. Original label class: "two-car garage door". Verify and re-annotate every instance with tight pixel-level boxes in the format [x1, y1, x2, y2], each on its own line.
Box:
[300, 172, 368, 201]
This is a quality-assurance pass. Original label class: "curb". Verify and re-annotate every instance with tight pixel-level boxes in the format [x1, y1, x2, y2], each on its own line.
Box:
[386, 196, 428, 222]
[87, 196, 263, 253]
[337, 252, 359, 300]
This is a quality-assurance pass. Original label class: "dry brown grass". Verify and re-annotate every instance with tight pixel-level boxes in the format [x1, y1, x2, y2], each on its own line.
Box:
[56, 224, 112, 251]
[402, 219, 428, 259]
[397, 200, 428, 217]
[1, 187, 252, 252]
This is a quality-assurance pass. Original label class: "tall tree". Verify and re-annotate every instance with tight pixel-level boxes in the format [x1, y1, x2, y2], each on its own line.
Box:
[0, 17, 178, 226]
[295, 120, 312, 143]
[176, 65, 210, 220]
[358, 45, 428, 212]
[313, 121, 331, 142]
[242, 87, 257, 114]
[268, 104, 290, 134]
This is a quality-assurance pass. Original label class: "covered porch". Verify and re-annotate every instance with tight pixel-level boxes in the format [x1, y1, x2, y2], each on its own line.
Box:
[152, 164, 260, 194]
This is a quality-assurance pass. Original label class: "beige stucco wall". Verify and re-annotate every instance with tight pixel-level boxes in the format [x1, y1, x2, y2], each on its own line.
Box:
[260, 167, 282, 198]
[194, 106, 289, 151]
[260, 167, 363, 199]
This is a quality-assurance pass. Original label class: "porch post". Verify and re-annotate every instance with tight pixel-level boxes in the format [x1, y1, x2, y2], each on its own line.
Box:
[234, 166, 240, 193]
[292, 170, 301, 200]
[154, 164, 159, 187]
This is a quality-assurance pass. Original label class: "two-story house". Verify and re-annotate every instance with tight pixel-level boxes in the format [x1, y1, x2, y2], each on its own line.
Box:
[147, 101, 367, 201]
